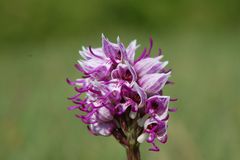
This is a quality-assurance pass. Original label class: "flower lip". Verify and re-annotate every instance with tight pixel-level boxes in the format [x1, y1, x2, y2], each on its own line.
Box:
[146, 132, 156, 143]
[120, 83, 146, 106]
[144, 117, 167, 133]
[115, 99, 138, 115]
[146, 96, 169, 115]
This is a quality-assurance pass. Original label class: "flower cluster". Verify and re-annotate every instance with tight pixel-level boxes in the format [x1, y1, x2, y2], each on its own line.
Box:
[67, 35, 176, 151]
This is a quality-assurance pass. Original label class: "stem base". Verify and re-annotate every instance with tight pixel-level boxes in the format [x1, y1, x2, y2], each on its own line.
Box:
[126, 145, 140, 160]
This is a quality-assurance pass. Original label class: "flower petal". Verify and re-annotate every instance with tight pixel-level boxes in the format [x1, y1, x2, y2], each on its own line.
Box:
[134, 56, 168, 77]
[97, 107, 113, 122]
[102, 34, 120, 63]
[138, 72, 171, 94]
[78, 59, 112, 80]
[89, 121, 115, 136]
[133, 82, 147, 108]
[126, 40, 139, 64]
[79, 47, 106, 60]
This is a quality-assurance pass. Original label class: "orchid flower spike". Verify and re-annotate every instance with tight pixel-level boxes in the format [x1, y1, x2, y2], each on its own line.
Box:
[67, 34, 176, 159]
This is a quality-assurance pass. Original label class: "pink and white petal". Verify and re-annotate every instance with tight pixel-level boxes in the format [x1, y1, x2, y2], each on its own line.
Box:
[89, 121, 115, 136]
[138, 72, 171, 94]
[133, 82, 147, 108]
[78, 59, 105, 72]
[125, 61, 137, 82]
[78, 58, 112, 80]
[102, 34, 119, 62]
[97, 107, 113, 122]
[126, 40, 139, 64]
[79, 47, 91, 60]
[134, 56, 168, 77]
[153, 112, 169, 122]
[90, 48, 107, 59]
[79, 47, 106, 60]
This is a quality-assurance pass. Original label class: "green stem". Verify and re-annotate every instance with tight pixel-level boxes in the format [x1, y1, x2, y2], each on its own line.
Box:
[125, 115, 141, 160]
[126, 144, 141, 160]
[114, 112, 143, 160]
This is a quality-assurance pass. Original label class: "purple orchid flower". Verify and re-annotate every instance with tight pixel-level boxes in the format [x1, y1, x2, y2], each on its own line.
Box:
[67, 34, 176, 160]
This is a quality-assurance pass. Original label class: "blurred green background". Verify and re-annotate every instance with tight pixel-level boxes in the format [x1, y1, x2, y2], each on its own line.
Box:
[0, 0, 240, 160]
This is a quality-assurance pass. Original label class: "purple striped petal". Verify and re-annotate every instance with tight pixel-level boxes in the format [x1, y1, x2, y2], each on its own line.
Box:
[138, 72, 171, 94]
[126, 40, 139, 64]
[133, 82, 147, 108]
[89, 121, 116, 136]
[102, 34, 121, 63]
[134, 56, 168, 77]
[97, 107, 113, 122]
